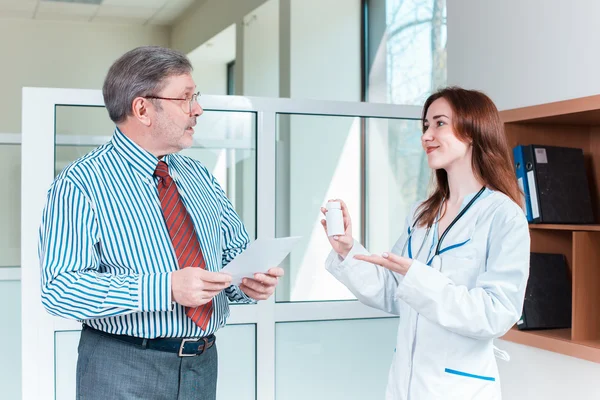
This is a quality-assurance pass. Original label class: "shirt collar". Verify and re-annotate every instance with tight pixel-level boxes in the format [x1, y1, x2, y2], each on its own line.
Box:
[461, 187, 492, 210]
[111, 127, 161, 178]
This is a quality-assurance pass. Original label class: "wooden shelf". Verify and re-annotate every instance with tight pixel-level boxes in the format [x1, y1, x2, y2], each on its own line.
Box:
[529, 224, 600, 232]
[500, 96, 600, 364]
[500, 94, 600, 125]
[501, 327, 600, 363]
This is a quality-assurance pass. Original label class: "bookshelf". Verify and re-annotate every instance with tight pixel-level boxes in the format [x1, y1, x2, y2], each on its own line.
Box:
[499, 95, 600, 363]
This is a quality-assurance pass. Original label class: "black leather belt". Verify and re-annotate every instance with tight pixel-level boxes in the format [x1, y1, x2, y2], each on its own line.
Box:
[83, 325, 215, 357]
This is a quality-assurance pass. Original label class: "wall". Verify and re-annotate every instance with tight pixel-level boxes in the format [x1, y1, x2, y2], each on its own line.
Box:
[0, 19, 169, 134]
[448, 1, 600, 398]
[242, 0, 279, 97]
[0, 18, 169, 400]
[448, 0, 600, 110]
[496, 340, 600, 399]
[289, 0, 361, 101]
[187, 23, 236, 96]
[190, 63, 228, 96]
[171, 0, 268, 54]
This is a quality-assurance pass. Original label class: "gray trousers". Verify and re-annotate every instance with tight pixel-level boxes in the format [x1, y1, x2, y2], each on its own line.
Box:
[76, 327, 218, 400]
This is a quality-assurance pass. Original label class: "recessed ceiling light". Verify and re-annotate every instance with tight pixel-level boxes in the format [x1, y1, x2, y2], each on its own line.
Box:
[42, 0, 104, 5]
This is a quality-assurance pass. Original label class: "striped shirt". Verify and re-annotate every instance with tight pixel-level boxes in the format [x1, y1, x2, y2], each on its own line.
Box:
[38, 127, 253, 339]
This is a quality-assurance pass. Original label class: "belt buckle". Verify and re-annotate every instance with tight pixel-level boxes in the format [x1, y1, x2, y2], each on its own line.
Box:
[178, 337, 209, 357]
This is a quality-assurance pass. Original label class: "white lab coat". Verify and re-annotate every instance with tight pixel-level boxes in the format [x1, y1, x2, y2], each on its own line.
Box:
[325, 189, 530, 400]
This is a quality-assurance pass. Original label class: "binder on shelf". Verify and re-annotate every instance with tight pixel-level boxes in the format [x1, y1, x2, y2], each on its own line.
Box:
[517, 252, 572, 331]
[513, 145, 534, 222]
[512, 144, 594, 224]
[522, 144, 541, 223]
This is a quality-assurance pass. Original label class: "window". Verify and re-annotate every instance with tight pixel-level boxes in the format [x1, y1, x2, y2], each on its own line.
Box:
[366, 0, 447, 105]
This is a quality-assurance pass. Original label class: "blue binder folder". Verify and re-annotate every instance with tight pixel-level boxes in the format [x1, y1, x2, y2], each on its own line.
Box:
[513, 144, 594, 224]
[513, 145, 535, 222]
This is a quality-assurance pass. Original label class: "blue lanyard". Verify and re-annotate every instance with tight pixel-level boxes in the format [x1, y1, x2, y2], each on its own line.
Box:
[434, 186, 486, 256]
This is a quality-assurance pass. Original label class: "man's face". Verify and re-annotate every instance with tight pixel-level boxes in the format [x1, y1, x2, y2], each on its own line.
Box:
[151, 73, 203, 156]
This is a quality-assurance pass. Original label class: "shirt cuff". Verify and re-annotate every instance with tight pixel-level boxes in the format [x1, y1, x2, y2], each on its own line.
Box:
[138, 272, 173, 312]
[225, 285, 257, 304]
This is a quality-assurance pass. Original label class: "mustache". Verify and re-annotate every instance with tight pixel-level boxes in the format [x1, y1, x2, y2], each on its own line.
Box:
[187, 119, 197, 129]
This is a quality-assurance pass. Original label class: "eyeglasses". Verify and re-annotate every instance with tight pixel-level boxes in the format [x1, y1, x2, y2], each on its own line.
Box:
[145, 91, 201, 114]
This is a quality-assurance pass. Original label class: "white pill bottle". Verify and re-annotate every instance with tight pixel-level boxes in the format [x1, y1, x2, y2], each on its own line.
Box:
[326, 201, 345, 236]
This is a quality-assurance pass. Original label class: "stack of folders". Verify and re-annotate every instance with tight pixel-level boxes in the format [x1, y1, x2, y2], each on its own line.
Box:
[513, 144, 595, 224]
[517, 252, 571, 331]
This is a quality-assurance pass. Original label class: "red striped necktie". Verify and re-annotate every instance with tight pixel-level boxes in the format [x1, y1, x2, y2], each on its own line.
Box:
[154, 161, 213, 331]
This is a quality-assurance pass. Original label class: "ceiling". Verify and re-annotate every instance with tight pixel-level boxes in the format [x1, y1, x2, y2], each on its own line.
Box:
[0, 0, 202, 26]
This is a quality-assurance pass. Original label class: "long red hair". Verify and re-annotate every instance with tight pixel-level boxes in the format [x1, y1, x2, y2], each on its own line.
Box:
[415, 86, 522, 227]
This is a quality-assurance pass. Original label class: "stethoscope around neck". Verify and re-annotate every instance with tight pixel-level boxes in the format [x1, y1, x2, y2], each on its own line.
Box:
[401, 186, 486, 261]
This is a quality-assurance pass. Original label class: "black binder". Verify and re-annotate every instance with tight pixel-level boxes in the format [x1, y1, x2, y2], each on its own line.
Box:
[517, 252, 572, 330]
[522, 144, 594, 224]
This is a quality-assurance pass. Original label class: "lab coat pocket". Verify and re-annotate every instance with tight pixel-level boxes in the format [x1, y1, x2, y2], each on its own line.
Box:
[444, 368, 496, 382]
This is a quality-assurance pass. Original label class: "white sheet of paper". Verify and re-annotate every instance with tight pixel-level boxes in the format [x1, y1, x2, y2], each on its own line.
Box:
[222, 236, 302, 286]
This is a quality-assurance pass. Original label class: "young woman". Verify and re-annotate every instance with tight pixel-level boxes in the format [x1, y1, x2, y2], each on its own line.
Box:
[322, 87, 530, 400]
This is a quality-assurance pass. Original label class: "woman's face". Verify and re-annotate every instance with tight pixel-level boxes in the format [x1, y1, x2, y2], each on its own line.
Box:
[422, 97, 471, 171]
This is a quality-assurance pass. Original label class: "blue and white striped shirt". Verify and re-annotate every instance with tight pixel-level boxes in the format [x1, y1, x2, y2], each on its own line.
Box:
[39, 127, 253, 339]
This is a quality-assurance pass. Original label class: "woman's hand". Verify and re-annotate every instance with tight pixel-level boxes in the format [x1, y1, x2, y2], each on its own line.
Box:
[320, 199, 354, 259]
[353, 252, 413, 276]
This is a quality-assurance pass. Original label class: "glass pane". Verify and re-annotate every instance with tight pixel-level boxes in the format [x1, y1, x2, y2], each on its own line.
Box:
[55, 330, 79, 400]
[276, 318, 398, 399]
[0, 280, 21, 400]
[275, 114, 360, 302]
[216, 324, 256, 400]
[367, 0, 447, 105]
[55, 105, 113, 137]
[181, 110, 257, 238]
[54, 106, 257, 237]
[53, 324, 256, 400]
[366, 118, 429, 254]
[0, 144, 20, 266]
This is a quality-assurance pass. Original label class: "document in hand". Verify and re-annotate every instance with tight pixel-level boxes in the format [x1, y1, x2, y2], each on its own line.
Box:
[221, 236, 302, 286]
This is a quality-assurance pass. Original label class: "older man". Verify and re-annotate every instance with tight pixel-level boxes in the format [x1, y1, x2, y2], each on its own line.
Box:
[38, 46, 283, 400]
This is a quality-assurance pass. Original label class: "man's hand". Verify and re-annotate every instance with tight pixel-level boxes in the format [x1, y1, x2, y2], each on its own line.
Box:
[171, 268, 233, 307]
[240, 267, 284, 301]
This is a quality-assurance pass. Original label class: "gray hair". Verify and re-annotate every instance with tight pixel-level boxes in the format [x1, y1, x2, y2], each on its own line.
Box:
[102, 46, 193, 123]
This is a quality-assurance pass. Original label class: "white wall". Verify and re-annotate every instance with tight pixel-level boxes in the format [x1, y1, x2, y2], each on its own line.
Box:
[448, 0, 600, 110]
[188, 23, 236, 96]
[171, 0, 268, 54]
[496, 340, 600, 399]
[243, 0, 279, 97]
[290, 0, 361, 101]
[449, 1, 600, 398]
[190, 63, 227, 96]
[0, 19, 169, 134]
